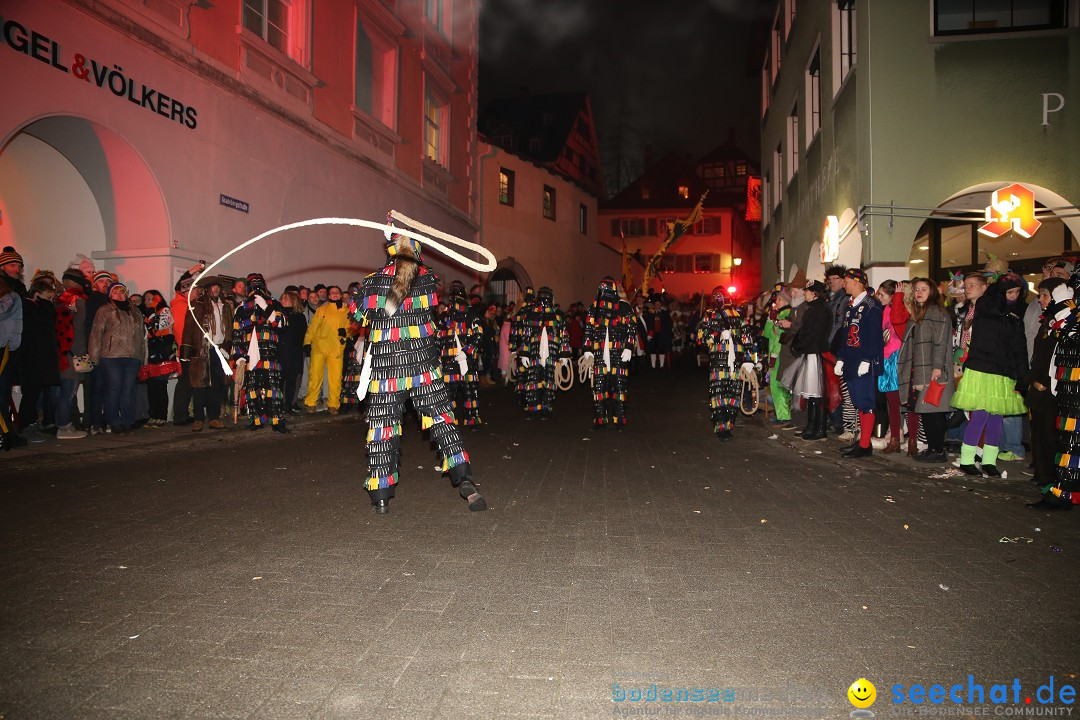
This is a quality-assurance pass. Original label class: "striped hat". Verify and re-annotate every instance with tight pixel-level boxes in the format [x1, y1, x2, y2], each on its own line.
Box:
[93, 270, 114, 286]
[844, 267, 869, 287]
[108, 281, 127, 294]
[0, 246, 23, 267]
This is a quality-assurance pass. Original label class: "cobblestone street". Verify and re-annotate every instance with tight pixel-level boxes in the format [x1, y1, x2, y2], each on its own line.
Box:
[2, 367, 1078, 719]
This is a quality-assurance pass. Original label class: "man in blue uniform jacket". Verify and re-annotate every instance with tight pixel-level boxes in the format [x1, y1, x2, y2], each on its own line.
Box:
[834, 267, 883, 458]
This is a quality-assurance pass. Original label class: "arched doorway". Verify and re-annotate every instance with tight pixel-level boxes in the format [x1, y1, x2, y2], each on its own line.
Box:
[906, 182, 1079, 286]
[486, 257, 532, 306]
[0, 115, 169, 293]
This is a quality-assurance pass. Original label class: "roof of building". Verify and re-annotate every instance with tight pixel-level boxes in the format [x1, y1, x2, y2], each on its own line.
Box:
[478, 91, 590, 164]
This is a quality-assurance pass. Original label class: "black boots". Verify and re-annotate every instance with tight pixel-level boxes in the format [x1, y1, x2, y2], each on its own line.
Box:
[448, 464, 488, 511]
[1026, 496, 1072, 512]
[801, 399, 827, 441]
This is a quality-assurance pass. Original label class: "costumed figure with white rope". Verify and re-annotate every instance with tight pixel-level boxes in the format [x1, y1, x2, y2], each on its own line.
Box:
[1029, 269, 1080, 511]
[508, 286, 536, 396]
[351, 218, 487, 514]
[696, 286, 759, 441]
[439, 280, 484, 428]
[512, 286, 571, 419]
[230, 273, 288, 432]
[579, 277, 635, 430]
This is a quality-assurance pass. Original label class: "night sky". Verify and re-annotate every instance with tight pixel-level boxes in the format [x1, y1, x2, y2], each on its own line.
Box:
[478, 0, 773, 196]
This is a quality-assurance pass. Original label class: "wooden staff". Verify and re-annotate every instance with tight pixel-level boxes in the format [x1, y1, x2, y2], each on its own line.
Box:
[232, 358, 246, 425]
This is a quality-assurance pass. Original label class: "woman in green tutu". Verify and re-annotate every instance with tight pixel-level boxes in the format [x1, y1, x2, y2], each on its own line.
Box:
[951, 282, 1028, 476]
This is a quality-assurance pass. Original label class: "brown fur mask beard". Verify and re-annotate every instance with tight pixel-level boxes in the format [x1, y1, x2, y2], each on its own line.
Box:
[384, 236, 420, 317]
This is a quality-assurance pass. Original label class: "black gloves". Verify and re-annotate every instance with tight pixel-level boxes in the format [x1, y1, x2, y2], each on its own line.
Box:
[303, 344, 311, 356]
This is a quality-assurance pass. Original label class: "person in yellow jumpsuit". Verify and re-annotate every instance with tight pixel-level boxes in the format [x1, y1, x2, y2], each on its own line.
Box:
[303, 285, 350, 414]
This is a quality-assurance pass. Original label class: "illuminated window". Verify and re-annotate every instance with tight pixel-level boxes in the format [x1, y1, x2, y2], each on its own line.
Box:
[805, 45, 821, 145]
[354, 14, 398, 129]
[678, 185, 690, 199]
[543, 185, 556, 220]
[786, 101, 799, 183]
[499, 168, 515, 206]
[579, 204, 588, 234]
[641, 187, 651, 200]
[736, 163, 747, 176]
[243, 0, 308, 63]
[424, 89, 448, 167]
[833, 0, 856, 94]
[934, 0, 1067, 36]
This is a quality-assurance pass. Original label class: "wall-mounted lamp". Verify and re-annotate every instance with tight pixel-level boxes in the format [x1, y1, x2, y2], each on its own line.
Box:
[733, 257, 743, 266]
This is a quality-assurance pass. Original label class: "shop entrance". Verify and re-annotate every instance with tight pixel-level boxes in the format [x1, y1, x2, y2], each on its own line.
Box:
[907, 183, 1079, 287]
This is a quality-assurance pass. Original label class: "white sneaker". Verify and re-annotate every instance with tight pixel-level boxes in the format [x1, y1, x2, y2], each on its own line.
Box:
[838, 431, 856, 441]
[56, 423, 88, 440]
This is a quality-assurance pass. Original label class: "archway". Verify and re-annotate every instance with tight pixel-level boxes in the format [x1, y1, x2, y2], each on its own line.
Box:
[0, 115, 169, 293]
[906, 181, 1079, 285]
[486, 257, 533, 306]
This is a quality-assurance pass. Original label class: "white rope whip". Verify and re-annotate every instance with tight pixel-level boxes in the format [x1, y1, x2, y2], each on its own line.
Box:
[187, 214, 497, 376]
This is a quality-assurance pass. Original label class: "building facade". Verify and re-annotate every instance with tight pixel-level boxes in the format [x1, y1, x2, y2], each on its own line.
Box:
[479, 140, 618, 306]
[598, 149, 761, 301]
[0, 0, 481, 296]
[760, 0, 1079, 290]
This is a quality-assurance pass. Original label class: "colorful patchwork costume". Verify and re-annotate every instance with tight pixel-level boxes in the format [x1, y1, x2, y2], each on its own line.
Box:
[696, 286, 758, 440]
[1040, 271, 1080, 509]
[580, 277, 636, 428]
[509, 287, 535, 405]
[511, 286, 571, 417]
[231, 273, 287, 431]
[351, 223, 486, 514]
[438, 280, 484, 427]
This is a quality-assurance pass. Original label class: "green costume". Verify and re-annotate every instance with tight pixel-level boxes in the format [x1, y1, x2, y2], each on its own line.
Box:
[763, 306, 792, 421]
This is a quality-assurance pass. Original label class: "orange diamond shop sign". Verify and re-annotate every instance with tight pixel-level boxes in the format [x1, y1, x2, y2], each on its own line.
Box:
[978, 183, 1042, 239]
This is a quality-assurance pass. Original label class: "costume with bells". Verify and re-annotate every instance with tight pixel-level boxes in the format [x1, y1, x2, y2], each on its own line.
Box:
[509, 286, 536, 403]
[1029, 271, 1080, 510]
[579, 277, 635, 428]
[511, 286, 571, 417]
[230, 274, 288, 431]
[351, 224, 486, 514]
[696, 287, 758, 440]
[438, 280, 484, 427]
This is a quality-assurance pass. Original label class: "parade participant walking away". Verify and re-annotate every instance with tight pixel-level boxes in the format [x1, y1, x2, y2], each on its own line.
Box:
[351, 220, 486, 514]
[784, 280, 831, 440]
[835, 268, 884, 458]
[875, 280, 910, 454]
[696, 286, 758, 441]
[580, 277, 636, 430]
[88, 281, 147, 435]
[762, 284, 792, 426]
[54, 265, 89, 439]
[231, 273, 288, 432]
[181, 277, 233, 431]
[141, 290, 176, 428]
[438, 281, 484, 427]
[511, 286, 571, 418]
[1024, 277, 1071, 508]
[897, 278, 955, 462]
[303, 285, 350, 415]
[509, 287, 536, 401]
[645, 296, 673, 369]
[1026, 269, 1080, 511]
[950, 283, 1028, 476]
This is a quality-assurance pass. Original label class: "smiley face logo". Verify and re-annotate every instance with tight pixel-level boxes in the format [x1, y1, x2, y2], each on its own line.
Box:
[848, 678, 876, 709]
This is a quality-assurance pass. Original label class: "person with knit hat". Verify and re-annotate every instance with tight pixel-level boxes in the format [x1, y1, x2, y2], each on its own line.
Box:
[141, 290, 176, 428]
[170, 261, 205, 425]
[83, 268, 115, 434]
[54, 265, 90, 439]
[761, 283, 793, 426]
[181, 276, 233, 431]
[995, 271, 1030, 463]
[0, 246, 27, 298]
[17, 270, 61, 443]
[783, 279, 832, 440]
[0, 277, 22, 450]
[88, 281, 147, 435]
[834, 267, 884, 458]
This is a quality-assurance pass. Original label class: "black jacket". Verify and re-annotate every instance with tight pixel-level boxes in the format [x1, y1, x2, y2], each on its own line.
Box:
[963, 286, 1028, 383]
[792, 298, 831, 355]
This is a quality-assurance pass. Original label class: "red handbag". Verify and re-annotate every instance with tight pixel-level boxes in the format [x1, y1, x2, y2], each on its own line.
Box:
[924, 380, 946, 407]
